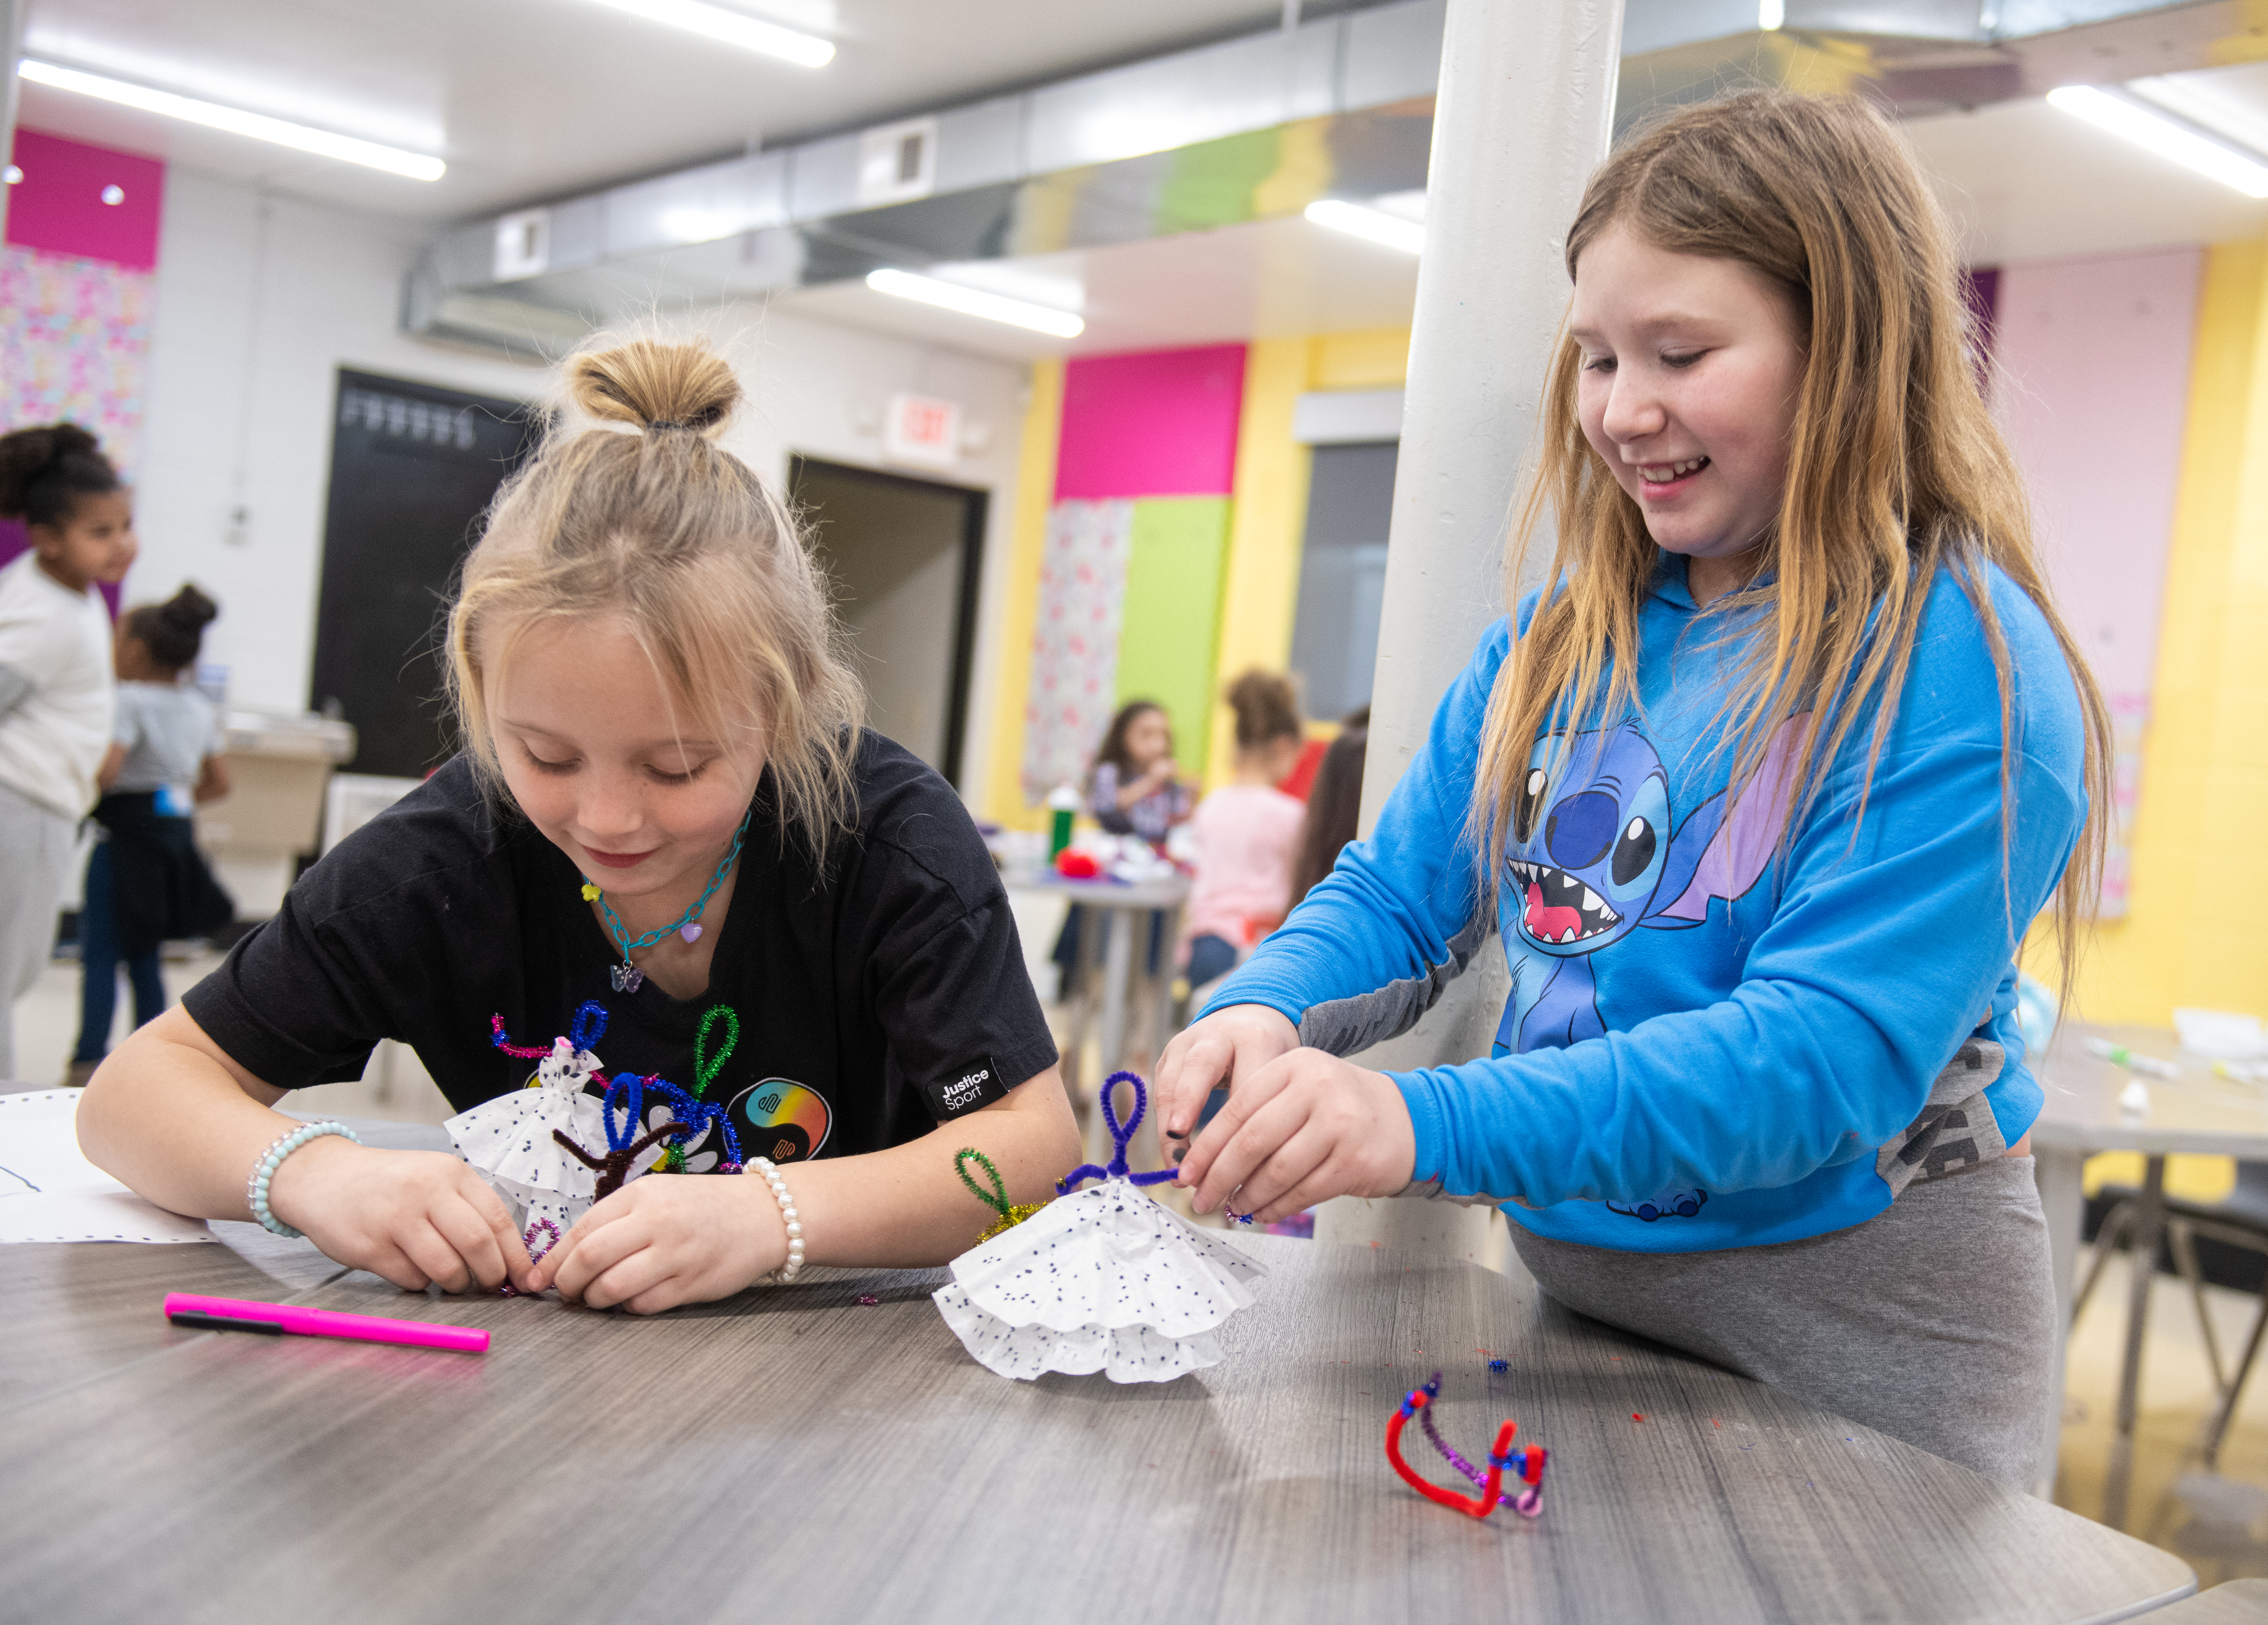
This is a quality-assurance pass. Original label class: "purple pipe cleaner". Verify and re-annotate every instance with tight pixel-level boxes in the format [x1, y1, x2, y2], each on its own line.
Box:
[1057, 1071, 1180, 1194]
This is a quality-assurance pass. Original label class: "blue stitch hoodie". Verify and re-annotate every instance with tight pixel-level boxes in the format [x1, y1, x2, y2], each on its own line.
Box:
[1202, 555, 2086, 1253]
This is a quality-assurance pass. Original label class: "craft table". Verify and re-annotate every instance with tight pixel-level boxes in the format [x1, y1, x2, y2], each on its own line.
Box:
[2031, 1024, 2268, 1527]
[0, 1126, 2197, 1625]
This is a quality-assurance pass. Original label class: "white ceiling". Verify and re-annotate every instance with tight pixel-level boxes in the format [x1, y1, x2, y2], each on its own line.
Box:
[14, 0, 1315, 219]
[16, 3, 2268, 361]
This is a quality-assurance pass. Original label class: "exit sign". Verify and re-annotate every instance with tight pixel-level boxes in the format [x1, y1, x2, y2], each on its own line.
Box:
[883, 393, 960, 469]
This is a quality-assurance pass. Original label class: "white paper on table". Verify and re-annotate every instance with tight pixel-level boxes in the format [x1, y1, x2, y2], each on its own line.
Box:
[0, 1089, 214, 1243]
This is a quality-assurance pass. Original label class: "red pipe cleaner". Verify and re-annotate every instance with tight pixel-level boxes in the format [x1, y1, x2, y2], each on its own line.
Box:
[1384, 1379, 1546, 1519]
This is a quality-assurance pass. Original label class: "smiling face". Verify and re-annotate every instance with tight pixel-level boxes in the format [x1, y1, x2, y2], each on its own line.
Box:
[1123, 706, 1173, 771]
[31, 489, 137, 594]
[1570, 221, 1807, 590]
[484, 613, 765, 908]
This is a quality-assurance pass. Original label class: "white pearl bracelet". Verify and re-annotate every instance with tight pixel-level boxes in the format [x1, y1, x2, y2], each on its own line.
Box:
[746, 1156, 805, 1284]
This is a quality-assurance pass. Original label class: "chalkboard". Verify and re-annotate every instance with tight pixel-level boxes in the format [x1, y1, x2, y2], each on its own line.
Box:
[309, 370, 537, 778]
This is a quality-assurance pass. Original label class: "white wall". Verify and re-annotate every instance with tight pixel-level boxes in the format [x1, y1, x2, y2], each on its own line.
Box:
[131, 168, 542, 718]
[129, 166, 1028, 804]
[722, 303, 1026, 803]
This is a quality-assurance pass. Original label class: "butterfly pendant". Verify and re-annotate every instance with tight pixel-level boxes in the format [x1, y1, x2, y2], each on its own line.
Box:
[611, 963, 645, 993]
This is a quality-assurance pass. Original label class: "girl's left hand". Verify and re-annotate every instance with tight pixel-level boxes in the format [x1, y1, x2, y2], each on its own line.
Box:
[529, 1170, 788, 1313]
[1173, 1047, 1417, 1224]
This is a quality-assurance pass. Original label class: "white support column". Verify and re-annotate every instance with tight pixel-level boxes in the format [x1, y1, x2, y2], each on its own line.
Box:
[0, 0, 24, 241]
[1315, 0, 1626, 1260]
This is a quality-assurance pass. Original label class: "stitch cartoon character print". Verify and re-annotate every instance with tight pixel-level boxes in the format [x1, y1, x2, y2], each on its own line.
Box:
[1493, 715, 1807, 1221]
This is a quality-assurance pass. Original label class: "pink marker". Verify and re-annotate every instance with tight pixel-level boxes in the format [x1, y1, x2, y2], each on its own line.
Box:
[163, 1291, 489, 1354]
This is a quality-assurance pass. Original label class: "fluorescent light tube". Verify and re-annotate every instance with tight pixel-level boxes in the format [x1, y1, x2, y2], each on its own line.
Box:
[586, 0, 835, 67]
[866, 269, 1084, 338]
[17, 60, 445, 180]
[2047, 84, 2268, 199]
[1304, 198, 1424, 255]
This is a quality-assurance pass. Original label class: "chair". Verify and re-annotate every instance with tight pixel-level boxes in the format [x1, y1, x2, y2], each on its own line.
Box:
[2074, 1160, 2268, 1467]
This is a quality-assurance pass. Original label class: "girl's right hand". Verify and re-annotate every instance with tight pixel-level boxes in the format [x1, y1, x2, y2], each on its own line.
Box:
[1155, 1003, 1299, 1156]
[266, 1136, 535, 1294]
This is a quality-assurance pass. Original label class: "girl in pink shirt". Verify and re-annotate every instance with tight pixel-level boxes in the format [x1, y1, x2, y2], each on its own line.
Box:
[1184, 672, 1305, 990]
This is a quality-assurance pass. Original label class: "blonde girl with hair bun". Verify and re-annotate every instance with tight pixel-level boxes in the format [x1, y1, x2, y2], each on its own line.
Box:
[1157, 91, 2112, 1489]
[82, 336, 1077, 1311]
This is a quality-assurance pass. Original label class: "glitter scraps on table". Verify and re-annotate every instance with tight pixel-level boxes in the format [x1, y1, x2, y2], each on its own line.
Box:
[932, 1071, 1266, 1384]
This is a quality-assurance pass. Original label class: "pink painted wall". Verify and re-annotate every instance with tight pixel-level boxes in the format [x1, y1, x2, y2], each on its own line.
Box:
[4, 128, 165, 272]
[1995, 248, 2200, 704]
[1055, 344, 1247, 499]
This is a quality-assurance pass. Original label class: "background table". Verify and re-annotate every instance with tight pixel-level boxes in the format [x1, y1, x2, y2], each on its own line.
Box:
[0, 1192, 2197, 1623]
[2031, 1023, 2268, 1520]
[1011, 872, 1188, 1155]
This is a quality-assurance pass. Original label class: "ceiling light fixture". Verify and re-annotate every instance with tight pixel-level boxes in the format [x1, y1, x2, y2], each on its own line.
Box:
[1757, 0, 1786, 29]
[16, 60, 445, 180]
[2047, 84, 2268, 198]
[586, 0, 835, 67]
[866, 269, 1084, 337]
[1304, 198, 1424, 255]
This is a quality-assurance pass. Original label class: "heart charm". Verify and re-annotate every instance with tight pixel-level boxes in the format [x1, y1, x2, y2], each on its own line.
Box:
[611, 964, 645, 993]
[680, 923, 703, 944]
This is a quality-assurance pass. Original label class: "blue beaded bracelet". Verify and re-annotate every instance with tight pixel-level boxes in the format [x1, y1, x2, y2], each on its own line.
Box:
[246, 1121, 361, 1238]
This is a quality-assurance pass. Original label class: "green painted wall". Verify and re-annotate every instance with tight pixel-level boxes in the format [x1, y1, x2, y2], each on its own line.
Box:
[1115, 496, 1232, 768]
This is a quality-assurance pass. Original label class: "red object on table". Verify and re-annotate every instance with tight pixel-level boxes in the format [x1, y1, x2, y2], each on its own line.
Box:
[1054, 849, 1100, 879]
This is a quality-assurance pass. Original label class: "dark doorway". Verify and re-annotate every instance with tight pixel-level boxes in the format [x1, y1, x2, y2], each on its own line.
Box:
[1288, 440, 1397, 722]
[309, 371, 538, 777]
[789, 457, 986, 787]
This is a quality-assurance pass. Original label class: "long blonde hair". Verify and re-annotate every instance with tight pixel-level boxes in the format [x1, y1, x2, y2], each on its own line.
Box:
[447, 334, 863, 855]
[1478, 90, 2111, 999]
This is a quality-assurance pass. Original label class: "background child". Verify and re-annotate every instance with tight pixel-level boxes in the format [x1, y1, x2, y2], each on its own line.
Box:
[0, 423, 135, 1083]
[1156, 91, 2111, 1491]
[80, 336, 1077, 1311]
[1052, 697, 1194, 994]
[1183, 671, 1305, 991]
[1087, 698, 1192, 843]
[1285, 706, 1368, 913]
[66, 584, 232, 1085]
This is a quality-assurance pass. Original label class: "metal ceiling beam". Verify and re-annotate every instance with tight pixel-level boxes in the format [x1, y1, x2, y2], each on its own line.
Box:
[404, 0, 2253, 356]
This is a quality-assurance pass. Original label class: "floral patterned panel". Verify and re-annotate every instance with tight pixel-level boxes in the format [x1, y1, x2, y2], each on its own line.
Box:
[1020, 498, 1136, 807]
[0, 245, 155, 478]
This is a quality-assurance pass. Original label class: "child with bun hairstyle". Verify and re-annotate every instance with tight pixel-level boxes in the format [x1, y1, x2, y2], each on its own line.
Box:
[1156, 92, 2111, 1488]
[81, 337, 1077, 1310]
[1183, 671, 1306, 990]
[0, 424, 135, 1081]
[66, 584, 232, 1085]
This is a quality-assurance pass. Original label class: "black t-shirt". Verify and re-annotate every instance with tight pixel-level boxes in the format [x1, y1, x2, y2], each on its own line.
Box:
[184, 736, 1057, 1169]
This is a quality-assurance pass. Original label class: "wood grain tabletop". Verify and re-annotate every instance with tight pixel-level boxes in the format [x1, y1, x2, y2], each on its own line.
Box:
[0, 1228, 2195, 1625]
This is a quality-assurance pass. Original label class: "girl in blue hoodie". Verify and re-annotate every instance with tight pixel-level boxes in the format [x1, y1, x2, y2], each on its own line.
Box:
[1156, 91, 2110, 1490]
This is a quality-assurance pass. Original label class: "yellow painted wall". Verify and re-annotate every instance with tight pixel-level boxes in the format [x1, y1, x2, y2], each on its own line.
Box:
[2069, 241, 2268, 1026]
[2060, 240, 2268, 1205]
[981, 357, 1063, 831]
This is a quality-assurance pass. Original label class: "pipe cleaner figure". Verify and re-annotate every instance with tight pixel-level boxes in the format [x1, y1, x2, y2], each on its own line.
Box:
[1384, 1371, 1547, 1520]
[933, 1072, 1267, 1383]
[446, 1002, 675, 1240]
[552, 1073, 691, 1200]
[954, 1147, 1048, 1242]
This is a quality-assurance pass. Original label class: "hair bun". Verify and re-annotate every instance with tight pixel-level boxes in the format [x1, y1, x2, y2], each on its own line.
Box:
[0, 422, 104, 519]
[158, 583, 219, 631]
[565, 338, 742, 440]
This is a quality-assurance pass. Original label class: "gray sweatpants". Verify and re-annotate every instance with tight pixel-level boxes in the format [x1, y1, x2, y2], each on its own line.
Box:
[0, 781, 78, 1083]
[1509, 1155, 2055, 1491]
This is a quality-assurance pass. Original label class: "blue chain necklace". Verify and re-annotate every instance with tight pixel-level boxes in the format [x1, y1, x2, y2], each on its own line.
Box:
[580, 811, 750, 993]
